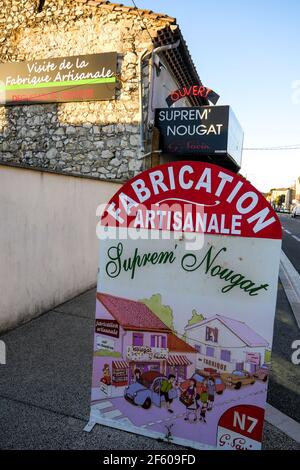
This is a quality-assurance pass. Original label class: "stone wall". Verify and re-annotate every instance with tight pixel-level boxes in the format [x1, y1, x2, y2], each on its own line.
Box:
[0, 0, 174, 180]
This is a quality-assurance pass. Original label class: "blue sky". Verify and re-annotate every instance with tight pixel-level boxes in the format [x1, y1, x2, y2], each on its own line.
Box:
[131, 0, 300, 191]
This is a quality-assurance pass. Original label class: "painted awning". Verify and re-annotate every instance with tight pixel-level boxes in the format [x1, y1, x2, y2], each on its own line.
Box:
[167, 355, 192, 366]
[112, 360, 129, 369]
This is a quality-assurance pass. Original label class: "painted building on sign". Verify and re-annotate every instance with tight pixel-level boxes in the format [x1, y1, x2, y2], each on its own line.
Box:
[167, 333, 196, 381]
[92, 292, 198, 400]
[184, 315, 268, 374]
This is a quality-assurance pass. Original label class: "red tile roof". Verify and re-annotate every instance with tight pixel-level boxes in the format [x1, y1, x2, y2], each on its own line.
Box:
[97, 292, 171, 332]
[168, 333, 196, 353]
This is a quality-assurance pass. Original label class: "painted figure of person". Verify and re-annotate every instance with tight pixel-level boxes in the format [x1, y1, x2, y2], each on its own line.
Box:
[134, 368, 142, 383]
[207, 377, 216, 411]
[199, 401, 208, 423]
[199, 378, 208, 405]
[160, 374, 176, 413]
[100, 363, 111, 385]
[183, 379, 199, 422]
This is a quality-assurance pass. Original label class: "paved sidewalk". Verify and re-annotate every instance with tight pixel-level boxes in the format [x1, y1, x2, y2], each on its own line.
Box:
[0, 286, 299, 450]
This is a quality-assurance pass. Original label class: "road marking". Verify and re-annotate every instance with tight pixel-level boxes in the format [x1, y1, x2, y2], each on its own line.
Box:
[92, 401, 113, 410]
[285, 229, 291, 234]
[292, 235, 300, 242]
[117, 417, 133, 426]
[103, 409, 123, 419]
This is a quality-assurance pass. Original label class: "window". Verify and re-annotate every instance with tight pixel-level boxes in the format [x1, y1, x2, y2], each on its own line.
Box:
[206, 346, 215, 357]
[150, 335, 166, 348]
[221, 349, 231, 362]
[205, 327, 218, 343]
[133, 333, 143, 346]
[194, 344, 201, 353]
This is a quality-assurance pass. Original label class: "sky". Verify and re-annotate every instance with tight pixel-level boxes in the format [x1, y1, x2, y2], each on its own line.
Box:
[128, 0, 300, 192]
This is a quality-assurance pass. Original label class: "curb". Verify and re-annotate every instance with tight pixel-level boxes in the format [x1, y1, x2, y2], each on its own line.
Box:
[279, 250, 300, 330]
[265, 403, 300, 444]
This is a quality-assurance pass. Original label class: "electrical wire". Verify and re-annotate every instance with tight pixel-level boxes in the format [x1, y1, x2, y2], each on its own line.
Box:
[131, 0, 155, 45]
[244, 145, 300, 151]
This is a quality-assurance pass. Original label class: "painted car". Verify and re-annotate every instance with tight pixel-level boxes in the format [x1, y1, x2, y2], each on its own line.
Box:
[124, 371, 178, 409]
[253, 364, 269, 382]
[197, 369, 226, 395]
[180, 372, 225, 396]
[221, 370, 255, 389]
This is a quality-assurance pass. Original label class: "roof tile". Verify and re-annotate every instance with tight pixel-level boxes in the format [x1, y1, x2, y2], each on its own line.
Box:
[97, 292, 171, 332]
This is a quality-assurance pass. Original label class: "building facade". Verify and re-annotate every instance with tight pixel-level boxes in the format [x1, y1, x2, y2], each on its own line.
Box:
[184, 315, 268, 374]
[92, 292, 198, 399]
[295, 177, 300, 203]
[0, 1, 210, 331]
[0, 0, 206, 181]
[167, 333, 196, 381]
[269, 187, 295, 211]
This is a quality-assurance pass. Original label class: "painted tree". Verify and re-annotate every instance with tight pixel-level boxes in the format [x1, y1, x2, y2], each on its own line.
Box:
[180, 310, 206, 342]
[188, 309, 205, 326]
[139, 294, 174, 330]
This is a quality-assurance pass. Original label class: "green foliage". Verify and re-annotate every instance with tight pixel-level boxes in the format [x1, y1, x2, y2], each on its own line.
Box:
[188, 309, 205, 326]
[94, 350, 121, 357]
[139, 294, 174, 330]
[275, 194, 285, 207]
[264, 349, 272, 364]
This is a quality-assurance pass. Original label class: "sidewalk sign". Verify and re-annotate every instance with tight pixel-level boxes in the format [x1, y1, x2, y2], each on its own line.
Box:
[88, 161, 282, 450]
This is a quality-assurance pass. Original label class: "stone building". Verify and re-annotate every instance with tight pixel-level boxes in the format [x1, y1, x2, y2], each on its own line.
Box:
[0, 1, 210, 331]
[269, 186, 295, 211]
[295, 177, 300, 202]
[0, 0, 208, 181]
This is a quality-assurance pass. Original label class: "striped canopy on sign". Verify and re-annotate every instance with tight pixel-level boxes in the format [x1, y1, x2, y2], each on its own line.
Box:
[167, 355, 192, 366]
[112, 361, 129, 369]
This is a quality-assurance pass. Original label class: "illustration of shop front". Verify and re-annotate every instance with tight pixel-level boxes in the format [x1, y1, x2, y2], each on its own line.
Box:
[96, 293, 171, 391]
[95, 293, 197, 392]
[184, 314, 268, 374]
[167, 333, 197, 381]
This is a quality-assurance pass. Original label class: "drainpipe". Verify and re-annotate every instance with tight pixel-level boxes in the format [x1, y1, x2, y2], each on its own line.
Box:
[138, 48, 151, 152]
[149, 40, 180, 116]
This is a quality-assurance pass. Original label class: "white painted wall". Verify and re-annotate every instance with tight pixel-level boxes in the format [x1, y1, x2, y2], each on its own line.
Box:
[149, 56, 191, 124]
[0, 165, 121, 332]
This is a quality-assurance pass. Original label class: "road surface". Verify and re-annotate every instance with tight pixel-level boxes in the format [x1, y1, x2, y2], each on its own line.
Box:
[266, 213, 300, 423]
[278, 213, 300, 273]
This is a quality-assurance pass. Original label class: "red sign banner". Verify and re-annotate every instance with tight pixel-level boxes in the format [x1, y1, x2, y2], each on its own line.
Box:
[101, 161, 282, 240]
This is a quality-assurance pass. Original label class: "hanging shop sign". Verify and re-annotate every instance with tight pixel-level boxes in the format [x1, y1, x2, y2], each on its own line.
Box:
[166, 85, 220, 107]
[96, 336, 115, 353]
[95, 319, 119, 338]
[127, 345, 169, 361]
[245, 352, 261, 365]
[155, 105, 244, 170]
[87, 160, 281, 450]
[0, 52, 117, 105]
